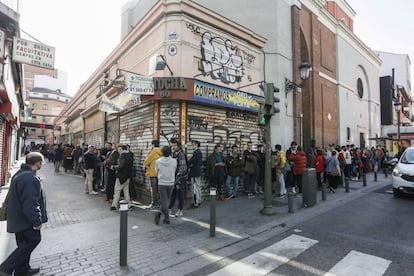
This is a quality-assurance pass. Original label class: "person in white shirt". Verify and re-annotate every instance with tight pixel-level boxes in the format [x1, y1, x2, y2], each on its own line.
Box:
[155, 146, 177, 224]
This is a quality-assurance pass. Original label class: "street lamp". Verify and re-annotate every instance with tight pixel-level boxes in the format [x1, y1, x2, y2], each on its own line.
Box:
[155, 54, 174, 76]
[394, 101, 402, 147]
[285, 61, 312, 96]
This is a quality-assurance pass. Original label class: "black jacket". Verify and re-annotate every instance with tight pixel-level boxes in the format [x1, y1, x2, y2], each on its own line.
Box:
[7, 164, 48, 233]
[117, 151, 133, 184]
[83, 151, 96, 170]
[188, 148, 202, 177]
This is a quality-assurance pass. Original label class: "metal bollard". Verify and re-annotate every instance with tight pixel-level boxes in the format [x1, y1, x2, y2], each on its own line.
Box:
[374, 171, 377, 182]
[345, 177, 349, 193]
[119, 200, 128, 267]
[288, 191, 294, 213]
[210, 188, 216, 237]
[321, 182, 327, 201]
[363, 173, 367, 186]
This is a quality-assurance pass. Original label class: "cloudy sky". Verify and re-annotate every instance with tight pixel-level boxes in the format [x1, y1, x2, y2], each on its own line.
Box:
[17, 0, 412, 95]
[346, 0, 414, 81]
[19, 0, 129, 95]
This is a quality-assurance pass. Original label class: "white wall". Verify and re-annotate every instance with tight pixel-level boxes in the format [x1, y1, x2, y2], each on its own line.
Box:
[375, 51, 411, 95]
[337, 35, 381, 147]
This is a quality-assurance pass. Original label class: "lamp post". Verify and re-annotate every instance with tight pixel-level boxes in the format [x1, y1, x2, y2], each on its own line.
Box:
[285, 61, 312, 96]
[394, 101, 402, 149]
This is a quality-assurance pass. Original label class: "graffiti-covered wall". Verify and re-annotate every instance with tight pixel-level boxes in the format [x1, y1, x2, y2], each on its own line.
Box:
[119, 102, 154, 200]
[159, 102, 180, 146]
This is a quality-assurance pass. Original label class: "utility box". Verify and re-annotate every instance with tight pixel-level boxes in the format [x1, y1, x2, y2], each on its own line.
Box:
[303, 168, 317, 207]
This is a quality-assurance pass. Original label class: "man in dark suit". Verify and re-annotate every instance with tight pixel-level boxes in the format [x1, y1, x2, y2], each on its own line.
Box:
[110, 145, 133, 210]
[0, 152, 48, 276]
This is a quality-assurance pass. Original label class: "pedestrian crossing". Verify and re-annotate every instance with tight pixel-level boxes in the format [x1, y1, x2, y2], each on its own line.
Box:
[207, 234, 392, 276]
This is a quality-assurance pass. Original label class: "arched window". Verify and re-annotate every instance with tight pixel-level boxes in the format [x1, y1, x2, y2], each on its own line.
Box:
[357, 78, 363, 99]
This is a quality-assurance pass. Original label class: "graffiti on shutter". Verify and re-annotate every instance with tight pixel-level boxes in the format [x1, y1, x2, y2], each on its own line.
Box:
[106, 119, 119, 144]
[119, 102, 154, 201]
[187, 105, 262, 195]
[84, 129, 105, 149]
[187, 105, 261, 155]
[160, 102, 180, 146]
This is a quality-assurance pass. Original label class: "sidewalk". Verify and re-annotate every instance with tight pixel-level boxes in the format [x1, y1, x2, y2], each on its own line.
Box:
[0, 162, 392, 276]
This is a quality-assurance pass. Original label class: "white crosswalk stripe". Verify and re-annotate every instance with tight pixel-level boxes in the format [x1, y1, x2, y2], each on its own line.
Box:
[208, 234, 392, 276]
[208, 234, 318, 276]
[324, 250, 392, 276]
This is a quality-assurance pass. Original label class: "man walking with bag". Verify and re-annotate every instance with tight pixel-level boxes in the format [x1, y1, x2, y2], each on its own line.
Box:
[0, 152, 48, 276]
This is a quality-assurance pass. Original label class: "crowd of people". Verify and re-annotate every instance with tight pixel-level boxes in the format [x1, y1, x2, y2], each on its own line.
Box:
[23, 140, 399, 226]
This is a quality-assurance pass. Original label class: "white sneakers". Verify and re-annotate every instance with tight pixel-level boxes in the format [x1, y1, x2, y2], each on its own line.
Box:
[174, 209, 183, 217]
[89, 191, 98, 195]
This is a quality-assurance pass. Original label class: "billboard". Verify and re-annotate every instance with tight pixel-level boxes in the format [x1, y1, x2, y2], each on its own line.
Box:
[12, 37, 55, 69]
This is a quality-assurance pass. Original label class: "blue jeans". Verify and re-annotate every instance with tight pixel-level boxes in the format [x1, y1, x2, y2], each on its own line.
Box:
[244, 172, 255, 193]
[226, 175, 239, 196]
[169, 177, 186, 210]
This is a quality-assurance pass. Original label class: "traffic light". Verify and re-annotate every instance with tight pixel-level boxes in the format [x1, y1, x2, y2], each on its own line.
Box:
[257, 105, 267, 126]
[264, 82, 280, 115]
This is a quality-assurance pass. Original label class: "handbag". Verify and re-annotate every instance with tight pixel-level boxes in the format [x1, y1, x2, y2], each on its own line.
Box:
[282, 163, 291, 173]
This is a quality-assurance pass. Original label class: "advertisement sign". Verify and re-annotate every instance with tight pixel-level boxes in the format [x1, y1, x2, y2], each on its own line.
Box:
[128, 74, 154, 95]
[12, 37, 55, 69]
[193, 80, 262, 112]
[98, 94, 122, 114]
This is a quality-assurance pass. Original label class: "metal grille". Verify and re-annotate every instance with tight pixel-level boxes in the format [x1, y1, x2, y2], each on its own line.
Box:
[84, 129, 105, 149]
[187, 104, 261, 156]
[106, 118, 119, 144]
[187, 104, 262, 196]
[119, 102, 154, 191]
[401, 174, 414, 182]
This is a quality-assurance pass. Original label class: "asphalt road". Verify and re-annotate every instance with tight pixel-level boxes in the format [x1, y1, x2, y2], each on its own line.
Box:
[192, 183, 414, 275]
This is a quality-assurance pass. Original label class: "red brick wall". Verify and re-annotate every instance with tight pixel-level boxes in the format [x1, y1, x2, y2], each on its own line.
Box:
[291, 6, 338, 149]
[325, 1, 353, 31]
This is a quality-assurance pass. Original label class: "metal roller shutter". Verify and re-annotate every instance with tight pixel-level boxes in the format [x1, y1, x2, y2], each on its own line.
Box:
[187, 104, 262, 156]
[187, 104, 262, 196]
[84, 129, 105, 149]
[119, 102, 154, 201]
[106, 118, 119, 145]
[159, 102, 180, 146]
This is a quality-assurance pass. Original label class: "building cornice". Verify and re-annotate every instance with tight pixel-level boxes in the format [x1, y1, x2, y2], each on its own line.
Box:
[336, 19, 382, 66]
[68, 0, 267, 109]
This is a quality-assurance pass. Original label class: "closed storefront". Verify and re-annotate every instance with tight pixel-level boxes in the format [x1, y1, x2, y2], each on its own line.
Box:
[106, 115, 119, 144]
[159, 102, 180, 145]
[119, 102, 154, 200]
[187, 105, 261, 155]
[84, 111, 105, 149]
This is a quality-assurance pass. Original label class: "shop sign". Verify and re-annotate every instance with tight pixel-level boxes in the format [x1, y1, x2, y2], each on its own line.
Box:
[193, 80, 261, 112]
[12, 37, 55, 69]
[128, 74, 154, 95]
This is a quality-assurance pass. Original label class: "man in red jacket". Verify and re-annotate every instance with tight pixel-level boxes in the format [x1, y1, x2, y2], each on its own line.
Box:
[289, 146, 307, 195]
